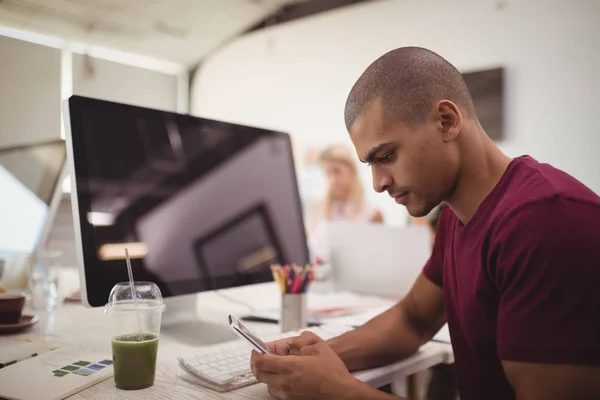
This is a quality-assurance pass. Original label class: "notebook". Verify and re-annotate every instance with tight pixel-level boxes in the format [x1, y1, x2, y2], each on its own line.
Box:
[0, 346, 113, 400]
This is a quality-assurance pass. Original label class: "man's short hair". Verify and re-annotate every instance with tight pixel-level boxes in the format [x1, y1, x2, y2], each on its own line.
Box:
[345, 47, 476, 130]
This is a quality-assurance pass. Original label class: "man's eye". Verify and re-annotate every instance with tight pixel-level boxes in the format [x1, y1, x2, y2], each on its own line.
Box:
[378, 153, 393, 164]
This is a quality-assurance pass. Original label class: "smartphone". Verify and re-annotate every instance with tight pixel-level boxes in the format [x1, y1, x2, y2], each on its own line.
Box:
[228, 315, 270, 354]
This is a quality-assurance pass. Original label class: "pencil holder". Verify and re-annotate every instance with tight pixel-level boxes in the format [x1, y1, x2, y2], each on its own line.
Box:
[281, 293, 307, 333]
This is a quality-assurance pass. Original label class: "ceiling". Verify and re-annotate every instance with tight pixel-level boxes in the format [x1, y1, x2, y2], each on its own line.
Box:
[0, 0, 310, 66]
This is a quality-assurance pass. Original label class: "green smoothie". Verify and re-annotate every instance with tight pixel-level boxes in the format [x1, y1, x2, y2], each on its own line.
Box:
[111, 333, 159, 390]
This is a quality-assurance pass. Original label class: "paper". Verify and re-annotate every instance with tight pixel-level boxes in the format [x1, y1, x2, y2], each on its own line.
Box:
[0, 333, 63, 365]
[245, 291, 396, 326]
[432, 324, 451, 344]
[318, 304, 393, 326]
[0, 346, 113, 400]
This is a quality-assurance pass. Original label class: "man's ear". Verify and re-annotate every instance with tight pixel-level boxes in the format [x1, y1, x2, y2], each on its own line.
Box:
[435, 100, 462, 142]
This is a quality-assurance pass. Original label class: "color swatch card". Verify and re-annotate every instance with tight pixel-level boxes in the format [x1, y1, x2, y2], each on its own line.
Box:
[0, 346, 114, 400]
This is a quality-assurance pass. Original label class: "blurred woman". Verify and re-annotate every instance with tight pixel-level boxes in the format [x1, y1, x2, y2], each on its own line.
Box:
[307, 144, 383, 262]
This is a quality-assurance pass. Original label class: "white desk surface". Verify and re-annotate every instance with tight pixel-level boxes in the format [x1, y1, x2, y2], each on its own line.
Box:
[7, 282, 453, 399]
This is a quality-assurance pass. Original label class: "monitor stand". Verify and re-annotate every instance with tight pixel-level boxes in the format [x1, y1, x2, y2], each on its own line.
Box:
[160, 293, 237, 347]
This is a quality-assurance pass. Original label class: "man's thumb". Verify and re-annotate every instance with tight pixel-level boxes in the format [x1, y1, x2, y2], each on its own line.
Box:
[299, 344, 319, 356]
[289, 331, 321, 350]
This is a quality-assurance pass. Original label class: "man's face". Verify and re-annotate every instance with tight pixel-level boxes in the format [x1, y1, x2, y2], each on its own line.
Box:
[349, 98, 460, 217]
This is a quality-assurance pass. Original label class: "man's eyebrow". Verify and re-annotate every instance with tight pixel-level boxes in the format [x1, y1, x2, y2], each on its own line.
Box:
[361, 142, 394, 164]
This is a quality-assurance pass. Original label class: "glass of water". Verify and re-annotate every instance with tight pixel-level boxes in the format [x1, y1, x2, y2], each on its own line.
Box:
[28, 251, 61, 311]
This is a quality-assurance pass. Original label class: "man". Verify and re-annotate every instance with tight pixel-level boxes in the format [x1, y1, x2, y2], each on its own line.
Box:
[251, 47, 600, 400]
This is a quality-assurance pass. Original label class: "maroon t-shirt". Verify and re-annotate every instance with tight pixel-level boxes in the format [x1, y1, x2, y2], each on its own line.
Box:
[423, 156, 600, 400]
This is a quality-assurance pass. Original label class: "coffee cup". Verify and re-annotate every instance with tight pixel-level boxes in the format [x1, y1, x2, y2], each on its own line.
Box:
[0, 292, 26, 324]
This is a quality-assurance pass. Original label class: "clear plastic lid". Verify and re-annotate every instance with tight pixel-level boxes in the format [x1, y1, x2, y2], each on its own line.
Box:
[105, 281, 165, 312]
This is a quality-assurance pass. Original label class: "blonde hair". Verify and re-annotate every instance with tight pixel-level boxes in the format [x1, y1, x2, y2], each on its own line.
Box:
[319, 145, 365, 220]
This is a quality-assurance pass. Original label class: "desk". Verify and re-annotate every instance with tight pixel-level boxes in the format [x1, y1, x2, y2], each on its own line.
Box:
[7, 283, 453, 399]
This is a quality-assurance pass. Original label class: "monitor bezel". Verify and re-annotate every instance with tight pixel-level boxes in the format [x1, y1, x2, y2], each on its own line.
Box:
[63, 95, 309, 307]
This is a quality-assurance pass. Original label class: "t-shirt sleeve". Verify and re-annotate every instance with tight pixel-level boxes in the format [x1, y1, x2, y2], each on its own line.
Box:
[492, 197, 600, 365]
[422, 206, 449, 288]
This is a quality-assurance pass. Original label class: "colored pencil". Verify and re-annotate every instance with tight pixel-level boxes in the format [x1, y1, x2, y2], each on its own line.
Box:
[270, 263, 315, 294]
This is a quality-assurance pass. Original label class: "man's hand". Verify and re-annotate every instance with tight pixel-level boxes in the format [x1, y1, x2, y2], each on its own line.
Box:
[251, 341, 358, 400]
[265, 331, 324, 356]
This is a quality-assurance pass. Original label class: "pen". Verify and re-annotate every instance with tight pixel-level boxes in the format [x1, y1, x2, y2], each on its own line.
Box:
[291, 273, 302, 294]
[0, 353, 38, 369]
[299, 264, 312, 293]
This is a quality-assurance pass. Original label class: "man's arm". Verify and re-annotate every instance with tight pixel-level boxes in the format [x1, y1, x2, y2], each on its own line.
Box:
[343, 380, 404, 400]
[491, 199, 600, 399]
[503, 361, 600, 400]
[252, 279, 445, 400]
[340, 345, 600, 400]
[327, 273, 446, 371]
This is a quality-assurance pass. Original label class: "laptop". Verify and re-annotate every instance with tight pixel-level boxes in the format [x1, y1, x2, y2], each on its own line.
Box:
[0, 140, 67, 257]
[327, 222, 431, 299]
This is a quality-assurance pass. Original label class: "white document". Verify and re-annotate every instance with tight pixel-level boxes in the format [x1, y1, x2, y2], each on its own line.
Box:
[0, 334, 63, 366]
[246, 291, 396, 326]
[0, 346, 113, 400]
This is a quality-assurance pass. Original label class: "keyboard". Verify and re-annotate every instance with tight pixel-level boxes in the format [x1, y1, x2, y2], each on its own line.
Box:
[177, 325, 353, 392]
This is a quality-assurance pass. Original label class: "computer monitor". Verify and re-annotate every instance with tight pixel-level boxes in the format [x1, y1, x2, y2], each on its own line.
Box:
[0, 139, 66, 257]
[63, 96, 309, 308]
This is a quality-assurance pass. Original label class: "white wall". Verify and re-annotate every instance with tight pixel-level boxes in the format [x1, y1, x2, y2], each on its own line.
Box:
[190, 0, 600, 226]
[72, 54, 178, 112]
[0, 35, 61, 149]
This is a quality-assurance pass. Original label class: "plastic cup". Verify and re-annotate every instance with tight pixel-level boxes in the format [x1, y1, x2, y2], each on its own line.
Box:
[105, 282, 165, 390]
[28, 251, 61, 311]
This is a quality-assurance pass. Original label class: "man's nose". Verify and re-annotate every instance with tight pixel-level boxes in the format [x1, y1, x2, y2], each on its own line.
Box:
[372, 166, 392, 193]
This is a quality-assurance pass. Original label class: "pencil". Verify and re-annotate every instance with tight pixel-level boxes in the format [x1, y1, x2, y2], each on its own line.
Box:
[283, 265, 292, 293]
[271, 264, 285, 293]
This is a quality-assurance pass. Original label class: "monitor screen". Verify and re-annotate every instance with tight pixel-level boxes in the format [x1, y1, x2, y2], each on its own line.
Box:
[64, 96, 309, 307]
[0, 140, 66, 254]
